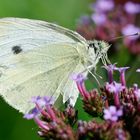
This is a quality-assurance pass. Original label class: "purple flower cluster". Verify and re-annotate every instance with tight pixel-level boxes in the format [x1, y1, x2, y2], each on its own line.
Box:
[24, 64, 140, 140]
[77, 120, 130, 140]
[103, 106, 123, 121]
[24, 96, 77, 139]
[71, 64, 140, 139]
[77, 0, 140, 54]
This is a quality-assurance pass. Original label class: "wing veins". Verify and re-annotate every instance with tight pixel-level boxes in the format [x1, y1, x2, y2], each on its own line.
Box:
[1, 58, 78, 87]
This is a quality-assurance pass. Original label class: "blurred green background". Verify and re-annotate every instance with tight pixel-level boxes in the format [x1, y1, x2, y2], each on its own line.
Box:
[0, 0, 140, 140]
[0, 0, 91, 140]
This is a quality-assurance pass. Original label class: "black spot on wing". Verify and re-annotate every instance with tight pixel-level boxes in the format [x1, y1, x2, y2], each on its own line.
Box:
[12, 46, 22, 54]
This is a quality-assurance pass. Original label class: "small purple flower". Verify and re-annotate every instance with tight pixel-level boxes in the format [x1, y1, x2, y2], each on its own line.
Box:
[31, 96, 54, 108]
[133, 83, 138, 91]
[31, 96, 46, 108]
[91, 13, 106, 25]
[106, 82, 125, 94]
[26, 96, 56, 120]
[122, 24, 140, 40]
[106, 82, 125, 107]
[71, 73, 88, 99]
[104, 106, 123, 121]
[71, 73, 87, 84]
[134, 85, 140, 100]
[103, 64, 116, 83]
[136, 69, 140, 72]
[134, 89, 140, 99]
[115, 67, 129, 86]
[115, 67, 129, 73]
[92, 0, 114, 12]
[124, 2, 140, 14]
[43, 96, 55, 105]
[31, 96, 41, 103]
[117, 129, 126, 140]
[24, 108, 39, 120]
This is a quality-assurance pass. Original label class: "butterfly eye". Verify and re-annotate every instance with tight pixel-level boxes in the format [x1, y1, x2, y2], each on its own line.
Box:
[12, 46, 22, 54]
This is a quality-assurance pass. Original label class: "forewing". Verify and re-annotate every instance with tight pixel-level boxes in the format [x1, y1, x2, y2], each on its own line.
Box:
[0, 18, 89, 113]
[0, 17, 87, 58]
[0, 43, 80, 113]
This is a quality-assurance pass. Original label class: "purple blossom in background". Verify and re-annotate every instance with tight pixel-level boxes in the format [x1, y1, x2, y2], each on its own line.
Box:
[104, 106, 123, 121]
[78, 15, 91, 25]
[122, 24, 140, 40]
[136, 69, 140, 72]
[91, 13, 106, 25]
[133, 84, 140, 100]
[92, 0, 114, 12]
[134, 88, 140, 100]
[133, 83, 138, 90]
[124, 2, 140, 14]
[77, 0, 140, 54]
[122, 24, 140, 35]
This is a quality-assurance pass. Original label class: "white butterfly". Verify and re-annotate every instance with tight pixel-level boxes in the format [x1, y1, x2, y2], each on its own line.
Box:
[0, 18, 110, 113]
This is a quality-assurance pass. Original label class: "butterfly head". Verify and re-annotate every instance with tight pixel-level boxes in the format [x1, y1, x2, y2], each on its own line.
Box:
[88, 40, 111, 66]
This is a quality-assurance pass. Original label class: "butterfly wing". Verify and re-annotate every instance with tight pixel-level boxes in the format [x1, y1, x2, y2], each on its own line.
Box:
[0, 17, 87, 53]
[0, 18, 88, 113]
[0, 43, 86, 113]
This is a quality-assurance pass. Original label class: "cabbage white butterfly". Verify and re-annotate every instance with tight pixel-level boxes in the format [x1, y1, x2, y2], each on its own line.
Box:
[0, 18, 110, 113]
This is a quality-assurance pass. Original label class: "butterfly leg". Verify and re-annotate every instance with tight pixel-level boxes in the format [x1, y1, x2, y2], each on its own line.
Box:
[83, 65, 101, 87]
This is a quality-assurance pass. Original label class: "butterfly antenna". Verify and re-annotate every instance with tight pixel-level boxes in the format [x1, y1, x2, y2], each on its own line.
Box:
[105, 53, 111, 64]
[109, 32, 140, 42]
[93, 68, 103, 79]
